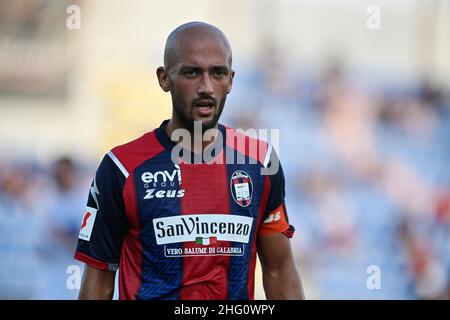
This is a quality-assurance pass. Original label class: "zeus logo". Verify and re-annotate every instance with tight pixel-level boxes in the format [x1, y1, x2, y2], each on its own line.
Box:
[90, 178, 100, 209]
[144, 189, 185, 199]
[141, 164, 185, 200]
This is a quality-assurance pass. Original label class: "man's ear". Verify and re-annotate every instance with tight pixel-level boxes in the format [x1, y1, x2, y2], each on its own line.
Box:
[227, 70, 235, 94]
[156, 66, 171, 92]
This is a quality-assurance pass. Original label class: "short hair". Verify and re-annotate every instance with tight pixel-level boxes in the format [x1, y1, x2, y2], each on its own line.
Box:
[163, 21, 232, 70]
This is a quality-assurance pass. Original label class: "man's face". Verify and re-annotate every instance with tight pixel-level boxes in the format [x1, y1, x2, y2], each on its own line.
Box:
[166, 36, 234, 131]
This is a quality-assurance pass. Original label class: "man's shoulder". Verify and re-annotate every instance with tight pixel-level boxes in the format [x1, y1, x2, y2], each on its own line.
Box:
[106, 129, 165, 176]
[110, 130, 160, 154]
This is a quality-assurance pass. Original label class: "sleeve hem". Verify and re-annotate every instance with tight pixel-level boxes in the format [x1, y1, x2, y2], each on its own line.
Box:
[74, 251, 118, 271]
[282, 224, 295, 238]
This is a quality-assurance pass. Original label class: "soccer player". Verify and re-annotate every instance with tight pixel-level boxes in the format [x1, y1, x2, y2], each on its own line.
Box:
[75, 21, 305, 300]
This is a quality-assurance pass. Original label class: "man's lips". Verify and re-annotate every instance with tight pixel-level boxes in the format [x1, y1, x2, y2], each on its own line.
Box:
[196, 105, 213, 116]
[194, 99, 215, 116]
[195, 99, 215, 107]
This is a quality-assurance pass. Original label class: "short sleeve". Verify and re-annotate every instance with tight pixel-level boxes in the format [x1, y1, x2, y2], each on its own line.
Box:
[259, 150, 295, 238]
[74, 154, 127, 271]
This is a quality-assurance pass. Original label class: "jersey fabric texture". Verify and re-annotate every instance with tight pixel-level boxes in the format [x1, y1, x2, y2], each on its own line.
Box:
[75, 120, 294, 300]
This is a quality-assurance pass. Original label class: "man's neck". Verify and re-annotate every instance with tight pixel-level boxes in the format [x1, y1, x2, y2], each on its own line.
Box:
[164, 118, 219, 154]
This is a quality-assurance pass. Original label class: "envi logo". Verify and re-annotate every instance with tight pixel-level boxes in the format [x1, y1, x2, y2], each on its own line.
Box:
[141, 164, 185, 199]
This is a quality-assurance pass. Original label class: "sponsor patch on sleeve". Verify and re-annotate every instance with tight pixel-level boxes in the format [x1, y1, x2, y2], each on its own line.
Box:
[78, 207, 97, 241]
[259, 203, 292, 237]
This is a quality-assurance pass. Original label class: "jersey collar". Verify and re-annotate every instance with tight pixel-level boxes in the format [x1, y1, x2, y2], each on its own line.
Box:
[155, 119, 227, 163]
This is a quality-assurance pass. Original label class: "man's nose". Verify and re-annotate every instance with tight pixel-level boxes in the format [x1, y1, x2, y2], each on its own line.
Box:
[198, 73, 213, 96]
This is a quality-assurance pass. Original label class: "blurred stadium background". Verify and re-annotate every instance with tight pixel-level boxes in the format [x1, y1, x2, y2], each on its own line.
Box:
[0, 0, 449, 299]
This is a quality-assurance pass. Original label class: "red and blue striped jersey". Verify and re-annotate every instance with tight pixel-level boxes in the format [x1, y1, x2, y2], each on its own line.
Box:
[74, 120, 294, 300]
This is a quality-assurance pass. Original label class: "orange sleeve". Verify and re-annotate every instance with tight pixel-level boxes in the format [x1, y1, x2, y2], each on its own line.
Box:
[259, 203, 294, 238]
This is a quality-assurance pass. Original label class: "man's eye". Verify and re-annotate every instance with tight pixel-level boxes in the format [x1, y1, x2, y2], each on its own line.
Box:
[214, 70, 226, 77]
[185, 70, 197, 76]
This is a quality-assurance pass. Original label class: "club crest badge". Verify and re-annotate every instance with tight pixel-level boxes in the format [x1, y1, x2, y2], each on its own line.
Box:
[230, 170, 253, 207]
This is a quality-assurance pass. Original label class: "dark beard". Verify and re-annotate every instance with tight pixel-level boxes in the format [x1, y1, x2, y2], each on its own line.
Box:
[173, 96, 226, 133]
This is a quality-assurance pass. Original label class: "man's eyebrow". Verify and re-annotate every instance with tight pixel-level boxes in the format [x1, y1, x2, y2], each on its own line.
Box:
[177, 65, 201, 72]
[178, 65, 230, 71]
[211, 65, 230, 71]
